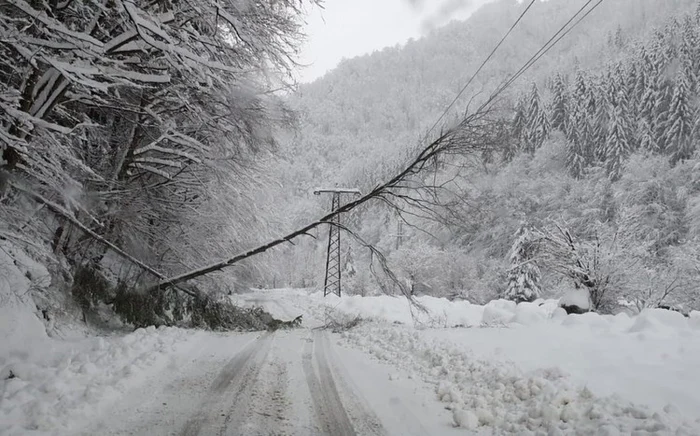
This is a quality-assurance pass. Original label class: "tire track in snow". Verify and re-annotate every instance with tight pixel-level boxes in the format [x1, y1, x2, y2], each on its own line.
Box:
[180, 332, 273, 436]
[231, 339, 293, 436]
[316, 332, 386, 436]
[303, 330, 386, 436]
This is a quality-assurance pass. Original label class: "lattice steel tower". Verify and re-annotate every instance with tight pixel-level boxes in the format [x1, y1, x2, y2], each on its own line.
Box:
[314, 188, 361, 297]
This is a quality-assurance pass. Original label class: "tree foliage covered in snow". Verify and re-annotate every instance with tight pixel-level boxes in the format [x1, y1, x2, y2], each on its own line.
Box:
[504, 223, 541, 304]
[0, 0, 317, 323]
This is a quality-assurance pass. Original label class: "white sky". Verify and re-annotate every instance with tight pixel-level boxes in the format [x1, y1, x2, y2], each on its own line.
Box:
[297, 0, 496, 83]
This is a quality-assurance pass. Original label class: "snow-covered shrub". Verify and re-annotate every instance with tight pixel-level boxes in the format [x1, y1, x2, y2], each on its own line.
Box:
[504, 223, 541, 303]
[559, 288, 591, 314]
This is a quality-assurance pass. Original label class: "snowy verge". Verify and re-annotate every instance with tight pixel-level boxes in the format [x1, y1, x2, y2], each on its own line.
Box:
[0, 241, 200, 435]
[1, 325, 198, 435]
[339, 322, 700, 434]
[235, 289, 700, 333]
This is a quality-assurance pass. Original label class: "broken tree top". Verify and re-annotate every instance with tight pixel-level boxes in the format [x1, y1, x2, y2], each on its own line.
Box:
[313, 188, 362, 195]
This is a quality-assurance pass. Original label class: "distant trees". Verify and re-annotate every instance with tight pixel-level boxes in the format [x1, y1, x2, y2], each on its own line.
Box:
[528, 7, 700, 180]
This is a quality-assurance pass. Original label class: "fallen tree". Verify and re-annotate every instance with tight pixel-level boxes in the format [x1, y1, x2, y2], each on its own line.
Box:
[145, 118, 498, 294]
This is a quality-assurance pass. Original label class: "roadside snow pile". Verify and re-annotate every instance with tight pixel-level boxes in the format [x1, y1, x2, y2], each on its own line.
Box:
[320, 293, 569, 328]
[341, 322, 700, 434]
[0, 240, 52, 353]
[237, 289, 700, 333]
[628, 308, 694, 335]
[1, 325, 195, 435]
[0, 242, 197, 435]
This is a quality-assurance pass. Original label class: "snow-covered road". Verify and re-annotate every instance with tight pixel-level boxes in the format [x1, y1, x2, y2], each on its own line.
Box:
[78, 328, 453, 436]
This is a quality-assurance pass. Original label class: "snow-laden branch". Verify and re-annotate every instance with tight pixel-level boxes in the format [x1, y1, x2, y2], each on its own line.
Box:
[7, 0, 104, 50]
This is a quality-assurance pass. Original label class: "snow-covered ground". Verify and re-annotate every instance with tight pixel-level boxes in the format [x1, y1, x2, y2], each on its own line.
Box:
[0, 243, 197, 435]
[235, 289, 700, 433]
[3, 266, 700, 435]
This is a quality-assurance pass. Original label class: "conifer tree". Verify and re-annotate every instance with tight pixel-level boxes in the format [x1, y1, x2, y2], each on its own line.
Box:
[504, 223, 541, 304]
[525, 83, 550, 154]
[566, 110, 587, 179]
[654, 84, 673, 153]
[605, 90, 633, 181]
[511, 95, 528, 150]
[593, 79, 611, 162]
[551, 73, 568, 132]
[665, 73, 695, 166]
[639, 75, 660, 153]
[681, 16, 699, 93]
[627, 62, 639, 114]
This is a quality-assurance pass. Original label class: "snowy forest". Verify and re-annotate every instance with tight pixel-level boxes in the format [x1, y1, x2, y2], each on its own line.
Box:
[2, 0, 700, 327]
[268, 0, 700, 314]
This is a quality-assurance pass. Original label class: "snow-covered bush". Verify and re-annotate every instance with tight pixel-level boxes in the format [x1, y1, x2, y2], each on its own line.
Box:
[504, 223, 541, 303]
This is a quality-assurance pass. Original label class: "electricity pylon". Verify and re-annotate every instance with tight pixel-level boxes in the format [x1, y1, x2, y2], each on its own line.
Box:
[314, 187, 361, 297]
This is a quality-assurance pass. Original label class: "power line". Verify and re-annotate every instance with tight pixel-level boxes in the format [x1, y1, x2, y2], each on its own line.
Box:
[481, 0, 604, 112]
[424, 0, 538, 139]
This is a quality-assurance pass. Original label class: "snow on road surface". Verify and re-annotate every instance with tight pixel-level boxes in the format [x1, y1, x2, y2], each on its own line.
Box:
[4, 286, 700, 435]
[79, 328, 452, 436]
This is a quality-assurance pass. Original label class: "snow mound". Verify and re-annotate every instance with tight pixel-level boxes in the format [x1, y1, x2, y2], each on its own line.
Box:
[1, 240, 197, 435]
[512, 302, 548, 325]
[561, 312, 611, 329]
[481, 299, 516, 325]
[559, 289, 590, 310]
[628, 309, 689, 334]
[0, 241, 51, 353]
[0, 325, 195, 435]
[690, 311, 700, 330]
[341, 322, 700, 434]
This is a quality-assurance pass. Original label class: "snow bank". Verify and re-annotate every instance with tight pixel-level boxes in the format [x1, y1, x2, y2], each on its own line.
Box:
[690, 311, 700, 330]
[0, 241, 52, 353]
[238, 289, 699, 337]
[1, 325, 196, 435]
[559, 288, 590, 310]
[0, 242, 197, 435]
[341, 322, 700, 434]
[628, 308, 691, 334]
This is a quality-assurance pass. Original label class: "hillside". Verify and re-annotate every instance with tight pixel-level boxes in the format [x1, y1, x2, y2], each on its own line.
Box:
[267, 0, 700, 312]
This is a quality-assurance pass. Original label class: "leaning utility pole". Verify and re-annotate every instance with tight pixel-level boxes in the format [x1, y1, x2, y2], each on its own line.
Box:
[314, 187, 361, 297]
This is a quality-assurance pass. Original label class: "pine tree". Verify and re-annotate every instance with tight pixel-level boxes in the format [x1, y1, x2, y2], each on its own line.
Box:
[573, 70, 588, 102]
[580, 111, 597, 165]
[551, 73, 568, 132]
[605, 91, 633, 181]
[593, 79, 611, 162]
[504, 223, 541, 304]
[681, 16, 699, 93]
[626, 62, 639, 114]
[566, 109, 587, 179]
[638, 118, 656, 153]
[654, 84, 673, 153]
[511, 95, 528, 151]
[566, 71, 587, 141]
[524, 83, 550, 154]
[614, 25, 625, 49]
[665, 73, 695, 166]
[639, 75, 660, 153]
